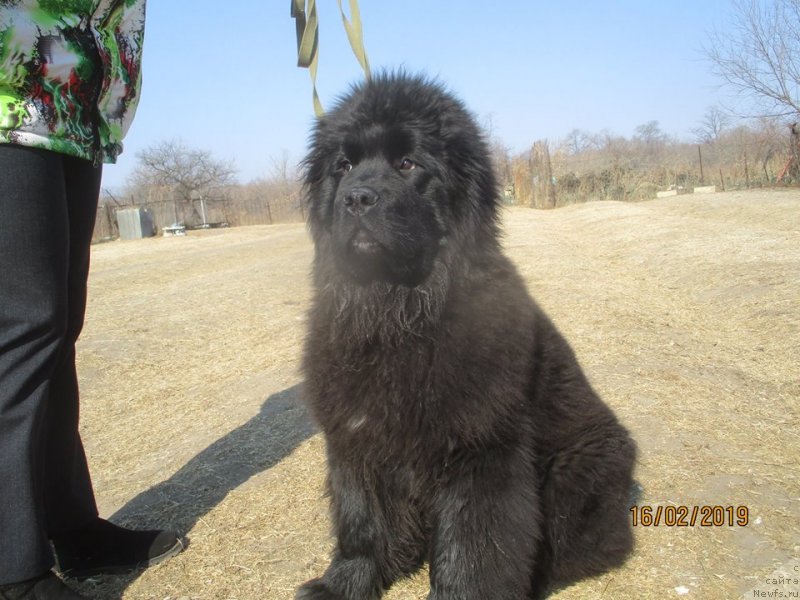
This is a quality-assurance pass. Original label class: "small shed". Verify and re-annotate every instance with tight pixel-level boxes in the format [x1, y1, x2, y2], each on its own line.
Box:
[117, 208, 156, 240]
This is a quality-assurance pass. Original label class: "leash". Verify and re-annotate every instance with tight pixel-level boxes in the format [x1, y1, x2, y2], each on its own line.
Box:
[292, 0, 371, 116]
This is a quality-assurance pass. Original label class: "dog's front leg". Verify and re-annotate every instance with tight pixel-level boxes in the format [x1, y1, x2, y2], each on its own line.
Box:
[297, 460, 390, 600]
[427, 446, 541, 600]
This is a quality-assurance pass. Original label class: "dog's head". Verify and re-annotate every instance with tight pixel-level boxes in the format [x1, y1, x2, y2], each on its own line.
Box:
[303, 73, 499, 286]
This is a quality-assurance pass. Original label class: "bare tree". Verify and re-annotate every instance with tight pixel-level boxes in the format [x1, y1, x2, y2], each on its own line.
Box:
[634, 121, 668, 146]
[267, 149, 295, 183]
[130, 139, 237, 225]
[693, 105, 732, 143]
[752, 116, 784, 180]
[705, 0, 800, 119]
[489, 140, 513, 190]
[564, 129, 594, 155]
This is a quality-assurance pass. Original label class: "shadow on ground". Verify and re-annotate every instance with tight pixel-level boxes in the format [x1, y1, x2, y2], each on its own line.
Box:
[77, 384, 315, 598]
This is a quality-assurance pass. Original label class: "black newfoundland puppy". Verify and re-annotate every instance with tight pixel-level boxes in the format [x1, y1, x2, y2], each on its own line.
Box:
[298, 73, 636, 600]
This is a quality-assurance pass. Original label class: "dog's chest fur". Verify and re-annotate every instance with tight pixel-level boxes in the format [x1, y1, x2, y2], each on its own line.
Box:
[303, 269, 539, 467]
[307, 327, 460, 459]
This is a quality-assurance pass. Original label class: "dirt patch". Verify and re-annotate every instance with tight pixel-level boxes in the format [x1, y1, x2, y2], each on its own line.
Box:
[71, 189, 799, 599]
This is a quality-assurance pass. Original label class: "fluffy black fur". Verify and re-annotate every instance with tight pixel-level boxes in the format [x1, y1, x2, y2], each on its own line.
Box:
[298, 73, 636, 600]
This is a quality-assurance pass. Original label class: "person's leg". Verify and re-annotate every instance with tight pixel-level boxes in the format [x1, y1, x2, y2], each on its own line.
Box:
[43, 153, 101, 538]
[41, 155, 184, 579]
[0, 145, 72, 584]
[1, 146, 182, 598]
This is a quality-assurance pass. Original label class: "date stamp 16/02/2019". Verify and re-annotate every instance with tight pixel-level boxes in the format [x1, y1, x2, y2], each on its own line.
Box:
[630, 504, 750, 527]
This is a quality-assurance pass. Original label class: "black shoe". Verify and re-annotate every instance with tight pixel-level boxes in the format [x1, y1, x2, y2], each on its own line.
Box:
[50, 518, 184, 579]
[0, 572, 88, 600]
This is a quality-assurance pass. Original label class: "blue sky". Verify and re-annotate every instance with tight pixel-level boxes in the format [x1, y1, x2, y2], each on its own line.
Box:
[103, 0, 739, 192]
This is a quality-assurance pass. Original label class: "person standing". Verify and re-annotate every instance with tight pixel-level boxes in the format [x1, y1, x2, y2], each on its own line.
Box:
[1, 2, 182, 598]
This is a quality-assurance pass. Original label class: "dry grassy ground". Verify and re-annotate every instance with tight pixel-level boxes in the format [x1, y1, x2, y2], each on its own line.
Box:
[70, 189, 799, 600]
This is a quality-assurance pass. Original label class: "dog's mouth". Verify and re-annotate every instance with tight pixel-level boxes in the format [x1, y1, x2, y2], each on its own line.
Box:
[339, 227, 424, 285]
[334, 221, 439, 286]
[349, 229, 382, 255]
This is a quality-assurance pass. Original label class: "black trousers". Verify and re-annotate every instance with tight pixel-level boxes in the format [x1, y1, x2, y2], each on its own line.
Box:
[0, 145, 100, 583]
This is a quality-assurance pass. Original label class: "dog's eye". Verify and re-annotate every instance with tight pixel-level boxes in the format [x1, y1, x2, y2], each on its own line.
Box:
[336, 159, 353, 174]
[398, 158, 416, 171]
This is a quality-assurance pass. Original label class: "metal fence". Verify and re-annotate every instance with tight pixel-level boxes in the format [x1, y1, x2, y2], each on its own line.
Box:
[93, 189, 305, 243]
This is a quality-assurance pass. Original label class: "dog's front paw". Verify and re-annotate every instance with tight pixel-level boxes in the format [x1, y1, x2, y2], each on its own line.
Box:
[296, 578, 344, 600]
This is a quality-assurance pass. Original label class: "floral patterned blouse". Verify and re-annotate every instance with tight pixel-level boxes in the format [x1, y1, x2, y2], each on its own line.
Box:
[0, 0, 146, 164]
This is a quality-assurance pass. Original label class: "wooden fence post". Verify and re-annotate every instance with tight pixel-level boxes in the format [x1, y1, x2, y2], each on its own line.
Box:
[531, 140, 557, 209]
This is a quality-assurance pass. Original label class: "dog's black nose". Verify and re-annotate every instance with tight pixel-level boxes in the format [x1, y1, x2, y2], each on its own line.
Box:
[343, 187, 379, 215]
